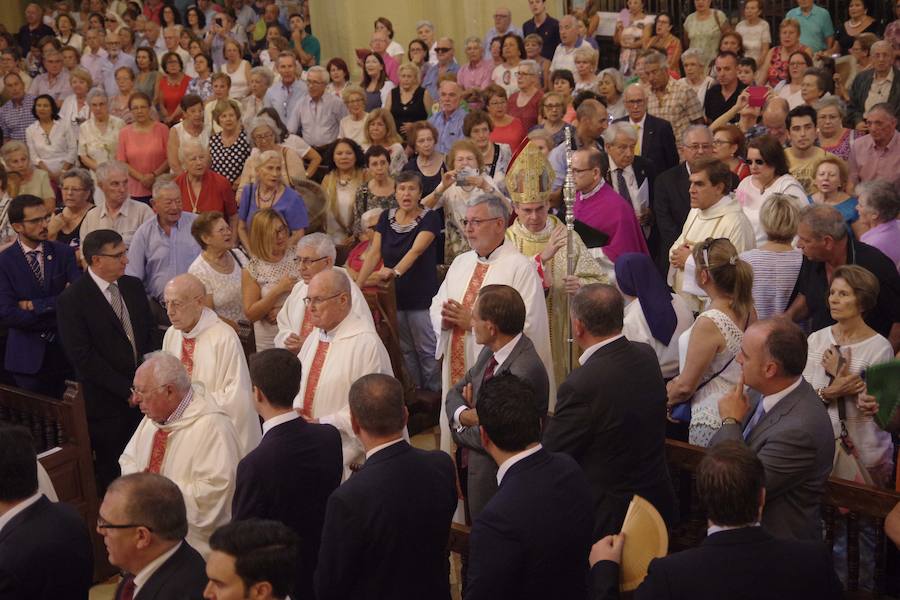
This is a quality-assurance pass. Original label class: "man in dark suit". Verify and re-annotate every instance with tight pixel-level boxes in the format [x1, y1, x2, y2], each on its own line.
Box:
[57, 229, 158, 493]
[712, 318, 835, 541]
[99, 472, 206, 600]
[613, 83, 678, 174]
[590, 441, 843, 600]
[315, 374, 457, 600]
[0, 194, 80, 397]
[232, 348, 342, 599]
[543, 284, 676, 537]
[445, 284, 549, 519]
[652, 126, 738, 275]
[465, 374, 593, 599]
[0, 424, 93, 600]
[206, 520, 298, 600]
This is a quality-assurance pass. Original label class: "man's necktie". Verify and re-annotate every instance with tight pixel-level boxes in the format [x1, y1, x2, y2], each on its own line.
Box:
[25, 250, 43, 286]
[482, 356, 498, 385]
[181, 337, 197, 376]
[616, 168, 633, 205]
[301, 341, 330, 418]
[145, 429, 169, 474]
[109, 282, 137, 359]
[633, 124, 642, 155]
[742, 401, 767, 441]
[118, 575, 136, 600]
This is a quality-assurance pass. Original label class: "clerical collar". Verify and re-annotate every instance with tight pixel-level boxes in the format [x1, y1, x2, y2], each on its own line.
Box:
[579, 179, 604, 198]
[476, 239, 505, 260]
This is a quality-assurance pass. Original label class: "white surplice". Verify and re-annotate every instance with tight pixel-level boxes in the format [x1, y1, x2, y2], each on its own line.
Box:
[162, 308, 261, 456]
[292, 311, 393, 478]
[273, 266, 375, 349]
[429, 239, 553, 455]
[120, 385, 241, 558]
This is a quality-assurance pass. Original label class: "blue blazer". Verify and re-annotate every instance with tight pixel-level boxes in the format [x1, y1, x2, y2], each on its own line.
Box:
[0, 240, 80, 374]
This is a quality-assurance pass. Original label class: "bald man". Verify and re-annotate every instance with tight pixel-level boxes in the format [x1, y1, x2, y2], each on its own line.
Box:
[293, 270, 392, 478]
[161, 274, 261, 455]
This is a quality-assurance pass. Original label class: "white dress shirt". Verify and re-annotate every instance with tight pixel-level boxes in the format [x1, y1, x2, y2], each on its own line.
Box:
[87, 266, 117, 309]
[760, 376, 803, 413]
[133, 541, 182, 596]
[496, 443, 542, 485]
[0, 492, 42, 534]
[452, 332, 523, 427]
[262, 410, 299, 437]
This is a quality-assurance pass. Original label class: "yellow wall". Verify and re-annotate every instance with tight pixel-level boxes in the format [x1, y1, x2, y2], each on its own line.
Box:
[308, 0, 565, 78]
[2, 1, 26, 36]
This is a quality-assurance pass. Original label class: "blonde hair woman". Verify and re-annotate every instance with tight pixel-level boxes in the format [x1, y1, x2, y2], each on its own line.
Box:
[362, 108, 407, 174]
[58, 66, 93, 132]
[236, 148, 308, 251]
[338, 84, 369, 147]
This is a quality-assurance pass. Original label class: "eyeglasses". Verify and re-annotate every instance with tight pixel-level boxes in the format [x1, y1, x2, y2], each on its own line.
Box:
[516, 72, 534, 77]
[712, 139, 733, 146]
[461, 216, 502, 227]
[97, 516, 153, 531]
[303, 292, 343, 306]
[19, 214, 52, 225]
[684, 143, 714, 151]
[748, 158, 767, 165]
[571, 167, 594, 174]
[129, 383, 167, 398]
[435, 47, 452, 53]
[625, 99, 645, 105]
[298, 256, 327, 266]
[544, 103, 563, 109]
[97, 251, 127, 260]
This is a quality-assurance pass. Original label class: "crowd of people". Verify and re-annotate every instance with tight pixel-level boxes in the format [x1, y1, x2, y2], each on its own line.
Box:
[1, 0, 900, 598]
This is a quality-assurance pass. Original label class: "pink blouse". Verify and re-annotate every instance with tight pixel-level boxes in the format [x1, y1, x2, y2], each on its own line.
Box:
[116, 121, 170, 197]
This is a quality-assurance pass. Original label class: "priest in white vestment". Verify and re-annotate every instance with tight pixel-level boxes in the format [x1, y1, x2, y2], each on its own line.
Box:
[120, 351, 241, 558]
[161, 273, 261, 456]
[430, 194, 553, 455]
[292, 270, 393, 478]
[274, 232, 374, 353]
[668, 158, 756, 310]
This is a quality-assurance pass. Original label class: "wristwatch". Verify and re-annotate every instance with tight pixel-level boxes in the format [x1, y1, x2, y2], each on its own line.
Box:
[392, 268, 402, 278]
[721, 417, 740, 426]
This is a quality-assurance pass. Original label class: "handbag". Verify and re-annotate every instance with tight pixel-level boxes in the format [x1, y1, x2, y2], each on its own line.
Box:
[831, 396, 874, 485]
[669, 354, 736, 424]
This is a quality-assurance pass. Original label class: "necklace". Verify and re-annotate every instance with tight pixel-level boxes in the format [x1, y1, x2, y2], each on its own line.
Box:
[186, 177, 202, 213]
[848, 19, 863, 28]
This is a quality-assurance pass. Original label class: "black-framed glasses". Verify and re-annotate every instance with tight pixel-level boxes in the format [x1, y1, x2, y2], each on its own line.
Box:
[298, 256, 328, 266]
[97, 251, 128, 260]
[303, 292, 343, 306]
[19, 214, 52, 225]
[97, 516, 153, 531]
[435, 47, 452, 53]
[748, 158, 766, 165]
[461, 216, 502, 228]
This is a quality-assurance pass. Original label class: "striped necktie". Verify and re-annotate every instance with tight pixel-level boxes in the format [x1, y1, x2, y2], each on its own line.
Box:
[25, 248, 43, 286]
[109, 282, 137, 360]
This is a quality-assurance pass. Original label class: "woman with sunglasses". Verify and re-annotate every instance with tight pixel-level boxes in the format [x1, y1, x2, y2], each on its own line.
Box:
[735, 135, 808, 245]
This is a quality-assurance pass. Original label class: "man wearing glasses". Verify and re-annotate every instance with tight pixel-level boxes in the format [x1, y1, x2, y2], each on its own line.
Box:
[58, 229, 157, 493]
[422, 37, 460, 101]
[0, 194, 80, 397]
[99, 472, 207, 600]
[292, 269, 392, 480]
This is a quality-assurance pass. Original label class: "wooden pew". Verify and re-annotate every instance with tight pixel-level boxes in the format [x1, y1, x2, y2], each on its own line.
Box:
[0, 381, 113, 582]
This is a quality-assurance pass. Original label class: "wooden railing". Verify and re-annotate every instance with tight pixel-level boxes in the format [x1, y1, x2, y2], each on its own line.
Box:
[445, 439, 900, 597]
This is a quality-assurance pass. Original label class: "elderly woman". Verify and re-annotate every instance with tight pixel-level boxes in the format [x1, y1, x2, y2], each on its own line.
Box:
[116, 91, 170, 204]
[739, 194, 804, 319]
[355, 170, 442, 391]
[241, 66, 272, 130]
[484, 84, 526, 149]
[175, 139, 237, 220]
[220, 39, 250, 100]
[0, 141, 54, 212]
[237, 147, 308, 251]
[58, 67, 92, 132]
[56, 13, 83, 51]
[759, 19, 810, 88]
[355, 146, 397, 234]
[189, 210, 247, 328]
[322, 138, 366, 247]
[402, 121, 445, 197]
[156, 51, 192, 126]
[209, 99, 251, 188]
[326, 58, 351, 97]
[423, 139, 501, 262]
[362, 108, 407, 174]
[573, 46, 600, 93]
[507, 60, 543, 132]
[344, 207, 385, 290]
[186, 52, 214, 102]
[166, 94, 209, 177]
[712, 124, 750, 180]
[800, 67, 830, 108]
[808, 155, 861, 236]
[666, 238, 754, 446]
[534, 92, 575, 147]
[236, 115, 316, 198]
[523, 33, 551, 89]
[617, 252, 694, 380]
[385, 62, 431, 137]
[241, 208, 301, 351]
[857, 181, 900, 271]
[48, 168, 94, 250]
[683, 0, 729, 70]
[816, 96, 858, 161]
[597, 67, 626, 119]
[361, 52, 394, 112]
[26, 94, 77, 185]
[645, 13, 682, 72]
[681, 48, 716, 109]
[735, 135, 808, 244]
[339, 84, 369, 146]
[79, 89, 124, 183]
[464, 110, 512, 190]
[110, 66, 143, 124]
[492, 33, 525, 96]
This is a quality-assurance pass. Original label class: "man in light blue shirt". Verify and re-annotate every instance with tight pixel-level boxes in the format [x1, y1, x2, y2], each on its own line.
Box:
[785, 0, 834, 54]
[422, 38, 461, 101]
[101, 32, 137, 97]
[428, 80, 467, 154]
[297, 66, 347, 147]
[483, 7, 522, 60]
[263, 53, 308, 134]
[126, 179, 200, 305]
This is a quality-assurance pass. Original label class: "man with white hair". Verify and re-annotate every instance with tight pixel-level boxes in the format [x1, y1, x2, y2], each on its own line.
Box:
[613, 83, 679, 173]
[275, 232, 373, 353]
[80, 160, 156, 247]
[848, 41, 900, 130]
[293, 270, 392, 478]
[430, 194, 553, 455]
[297, 66, 347, 149]
[849, 104, 900, 189]
[644, 50, 704, 143]
[101, 30, 137, 97]
[550, 15, 588, 74]
[158, 25, 192, 72]
[162, 273, 261, 456]
[80, 28, 109, 83]
[483, 6, 522, 59]
[428, 79, 466, 154]
[264, 52, 308, 134]
[368, 29, 400, 85]
[120, 350, 241, 557]
[422, 37, 461, 101]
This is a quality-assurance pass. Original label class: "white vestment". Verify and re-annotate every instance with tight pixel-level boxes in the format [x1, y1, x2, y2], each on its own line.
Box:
[429, 240, 553, 455]
[162, 308, 261, 456]
[273, 266, 375, 349]
[292, 311, 393, 478]
[119, 385, 241, 557]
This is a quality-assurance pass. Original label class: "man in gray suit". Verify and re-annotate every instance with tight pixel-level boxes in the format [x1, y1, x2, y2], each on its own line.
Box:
[446, 284, 550, 519]
[712, 317, 835, 541]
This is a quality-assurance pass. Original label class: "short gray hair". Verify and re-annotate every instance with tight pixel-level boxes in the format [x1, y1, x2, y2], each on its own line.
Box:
[602, 121, 638, 145]
[415, 20, 434, 31]
[107, 473, 188, 541]
[96, 159, 128, 182]
[642, 50, 668, 69]
[814, 95, 846, 120]
[86, 87, 108, 104]
[519, 59, 541, 76]
[683, 123, 712, 145]
[799, 204, 847, 241]
[143, 351, 192, 393]
[248, 115, 281, 146]
[466, 194, 510, 223]
[866, 102, 899, 123]
[598, 68, 625, 94]
[151, 176, 181, 201]
[306, 65, 329, 83]
[249, 66, 274, 87]
[61, 167, 94, 196]
[178, 139, 207, 163]
[857, 180, 900, 223]
[256, 149, 281, 168]
[0, 140, 28, 159]
[297, 232, 337, 262]
[361, 207, 383, 226]
[464, 36, 482, 46]
[681, 47, 705, 65]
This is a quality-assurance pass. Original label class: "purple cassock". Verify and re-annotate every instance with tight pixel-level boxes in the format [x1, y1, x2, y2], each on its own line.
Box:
[573, 181, 649, 262]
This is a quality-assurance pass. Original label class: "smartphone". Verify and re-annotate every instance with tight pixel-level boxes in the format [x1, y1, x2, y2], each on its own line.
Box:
[748, 86, 767, 108]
